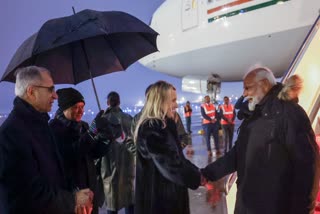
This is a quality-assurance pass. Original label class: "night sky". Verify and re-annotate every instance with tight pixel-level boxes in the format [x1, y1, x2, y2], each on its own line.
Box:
[0, 0, 242, 113]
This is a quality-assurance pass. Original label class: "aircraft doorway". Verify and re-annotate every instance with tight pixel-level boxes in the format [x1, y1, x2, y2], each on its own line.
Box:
[282, 15, 320, 135]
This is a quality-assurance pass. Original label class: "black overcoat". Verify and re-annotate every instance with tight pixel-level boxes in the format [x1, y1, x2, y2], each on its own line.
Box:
[201, 84, 320, 214]
[49, 117, 109, 213]
[135, 118, 201, 214]
[0, 97, 75, 214]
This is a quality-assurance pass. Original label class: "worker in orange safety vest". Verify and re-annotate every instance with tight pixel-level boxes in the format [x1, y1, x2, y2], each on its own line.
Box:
[184, 101, 192, 134]
[219, 96, 236, 153]
[201, 95, 220, 156]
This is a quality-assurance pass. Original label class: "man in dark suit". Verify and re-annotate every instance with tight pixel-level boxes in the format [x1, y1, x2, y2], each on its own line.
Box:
[0, 66, 92, 214]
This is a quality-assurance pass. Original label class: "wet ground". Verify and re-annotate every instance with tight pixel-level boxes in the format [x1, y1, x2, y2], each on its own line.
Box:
[100, 133, 230, 214]
[99, 107, 238, 213]
[187, 134, 228, 214]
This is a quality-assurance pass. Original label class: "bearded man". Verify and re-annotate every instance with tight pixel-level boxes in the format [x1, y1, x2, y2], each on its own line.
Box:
[200, 66, 320, 214]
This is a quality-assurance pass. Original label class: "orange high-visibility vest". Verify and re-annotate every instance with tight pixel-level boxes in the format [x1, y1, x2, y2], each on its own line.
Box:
[201, 103, 216, 124]
[184, 106, 192, 117]
[220, 104, 235, 125]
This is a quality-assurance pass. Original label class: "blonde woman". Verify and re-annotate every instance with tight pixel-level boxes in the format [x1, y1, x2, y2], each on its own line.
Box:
[278, 74, 303, 103]
[134, 81, 201, 214]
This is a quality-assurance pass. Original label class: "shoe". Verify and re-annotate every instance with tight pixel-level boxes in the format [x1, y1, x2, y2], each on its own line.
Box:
[208, 151, 213, 156]
[216, 151, 222, 156]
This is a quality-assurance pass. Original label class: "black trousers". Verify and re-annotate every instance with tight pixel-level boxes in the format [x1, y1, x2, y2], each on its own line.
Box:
[222, 124, 234, 152]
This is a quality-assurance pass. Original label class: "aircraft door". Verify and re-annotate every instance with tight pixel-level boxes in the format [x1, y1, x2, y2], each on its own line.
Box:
[281, 15, 320, 214]
[182, 0, 199, 31]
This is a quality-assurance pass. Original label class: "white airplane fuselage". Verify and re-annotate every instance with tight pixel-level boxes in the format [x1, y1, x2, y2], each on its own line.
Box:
[140, 0, 320, 85]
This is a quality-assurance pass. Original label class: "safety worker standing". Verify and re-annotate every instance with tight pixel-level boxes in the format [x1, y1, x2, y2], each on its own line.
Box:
[219, 96, 236, 153]
[184, 101, 192, 134]
[201, 95, 220, 156]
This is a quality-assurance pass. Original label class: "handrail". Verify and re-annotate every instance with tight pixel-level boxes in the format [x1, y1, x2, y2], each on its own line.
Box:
[282, 15, 320, 82]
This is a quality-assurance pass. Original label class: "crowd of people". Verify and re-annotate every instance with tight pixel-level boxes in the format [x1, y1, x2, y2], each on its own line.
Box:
[0, 65, 319, 214]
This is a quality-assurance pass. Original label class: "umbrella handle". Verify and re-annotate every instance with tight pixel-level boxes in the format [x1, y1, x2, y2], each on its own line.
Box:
[90, 77, 102, 111]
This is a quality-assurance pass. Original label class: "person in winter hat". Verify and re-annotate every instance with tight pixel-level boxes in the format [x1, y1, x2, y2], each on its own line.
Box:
[50, 87, 112, 214]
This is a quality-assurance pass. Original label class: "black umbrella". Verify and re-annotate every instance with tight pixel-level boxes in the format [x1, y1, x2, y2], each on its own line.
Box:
[1, 9, 158, 109]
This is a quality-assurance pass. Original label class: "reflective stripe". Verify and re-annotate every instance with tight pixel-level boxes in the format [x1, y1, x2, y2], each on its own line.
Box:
[220, 104, 235, 125]
[184, 106, 192, 117]
[202, 103, 216, 124]
[185, 111, 192, 117]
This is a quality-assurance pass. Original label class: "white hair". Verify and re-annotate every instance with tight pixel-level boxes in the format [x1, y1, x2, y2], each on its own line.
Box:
[244, 65, 276, 86]
[14, 66, 50, 97]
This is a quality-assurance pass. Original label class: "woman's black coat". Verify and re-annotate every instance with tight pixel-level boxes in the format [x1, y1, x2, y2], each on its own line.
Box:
[135, 118, 201, 214]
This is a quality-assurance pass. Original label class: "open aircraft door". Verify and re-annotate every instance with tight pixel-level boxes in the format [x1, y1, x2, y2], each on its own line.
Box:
[225, 14, 320, 213]
[282, 14, 320, 214]
[282, 14, 320, 213]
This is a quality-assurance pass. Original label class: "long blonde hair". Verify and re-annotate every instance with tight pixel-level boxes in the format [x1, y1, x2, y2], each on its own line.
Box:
[134, 80, 176, 142]
[278, 74, 303, 101]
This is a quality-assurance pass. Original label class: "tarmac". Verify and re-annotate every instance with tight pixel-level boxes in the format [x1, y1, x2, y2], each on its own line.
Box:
[100, 107, 238, 214]
[100, 132, 231, 214]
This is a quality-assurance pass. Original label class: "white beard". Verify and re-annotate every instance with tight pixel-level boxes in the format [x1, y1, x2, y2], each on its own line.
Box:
[247, 95, 263, 111]
[246, 82, 267, 111]
[248, 97, 258, 111]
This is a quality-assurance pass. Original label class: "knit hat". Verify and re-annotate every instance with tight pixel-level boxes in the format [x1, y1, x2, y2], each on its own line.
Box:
[56, 88, 85, 111]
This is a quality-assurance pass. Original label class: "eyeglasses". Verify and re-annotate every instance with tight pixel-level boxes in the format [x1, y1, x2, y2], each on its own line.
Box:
[32, 85, 55, 93]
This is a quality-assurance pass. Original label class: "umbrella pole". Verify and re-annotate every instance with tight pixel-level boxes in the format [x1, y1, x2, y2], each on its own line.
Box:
[78, 37, 102, 111]
[90, 77, 102, 111]
[70, 7, 101, 110]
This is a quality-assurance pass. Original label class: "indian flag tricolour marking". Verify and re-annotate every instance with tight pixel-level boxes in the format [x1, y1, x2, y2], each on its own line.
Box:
[207, 0, 290, 23]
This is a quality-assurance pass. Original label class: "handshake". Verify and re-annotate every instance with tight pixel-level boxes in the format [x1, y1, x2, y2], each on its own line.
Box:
[89, 110, 123, 142]
[75, 188, 94, 214]
[201, 173, 208, 186]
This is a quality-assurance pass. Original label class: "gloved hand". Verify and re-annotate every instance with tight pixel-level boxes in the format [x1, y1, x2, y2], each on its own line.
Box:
[105, 114, 123, 140]
[94, 110, 105, 129]
[95, 116, 109, 132]
[89, 110, 105, 135]
[95, 114, 123, 141]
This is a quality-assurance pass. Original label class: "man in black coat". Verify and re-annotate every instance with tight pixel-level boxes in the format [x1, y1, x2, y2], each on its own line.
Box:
[0, 66, 92, 214]
[49, 87, 114, 214]
[201, 67, 320, 214]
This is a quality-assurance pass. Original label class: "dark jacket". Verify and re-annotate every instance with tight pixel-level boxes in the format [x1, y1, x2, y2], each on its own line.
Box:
[0, 97, 75, 214]
[201, 84, 320, 214]
[99, 106, 135, 211]
[49, 111, 109, 213]
[175, 113, 192, 146]
[0, 183, 7, 214]
[135, 118, 200, 214]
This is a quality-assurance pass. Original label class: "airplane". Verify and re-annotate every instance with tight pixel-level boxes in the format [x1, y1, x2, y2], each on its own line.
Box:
[141, 1, 320, 213]
[140, 0, 320, 94]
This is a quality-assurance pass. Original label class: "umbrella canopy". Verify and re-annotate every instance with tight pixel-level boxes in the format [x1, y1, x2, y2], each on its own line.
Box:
[1, 9, 158, 84]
